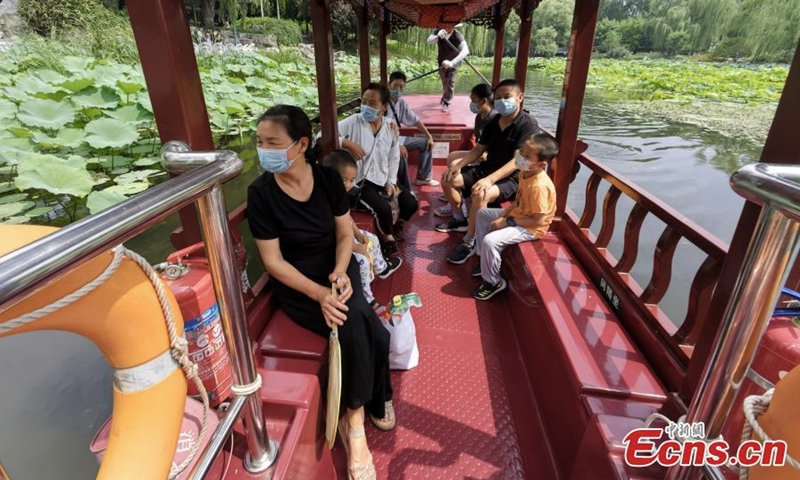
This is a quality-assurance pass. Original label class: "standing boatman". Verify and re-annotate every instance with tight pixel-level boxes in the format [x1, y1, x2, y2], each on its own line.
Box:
[427, 24, 470, 112]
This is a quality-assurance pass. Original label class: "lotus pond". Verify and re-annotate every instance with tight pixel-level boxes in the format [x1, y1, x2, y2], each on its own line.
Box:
[0, 46, 788, 227]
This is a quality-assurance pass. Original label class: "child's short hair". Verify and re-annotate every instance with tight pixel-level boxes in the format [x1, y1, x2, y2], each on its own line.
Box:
[528, 134, 559, 162]
[322, 149, 358, 171]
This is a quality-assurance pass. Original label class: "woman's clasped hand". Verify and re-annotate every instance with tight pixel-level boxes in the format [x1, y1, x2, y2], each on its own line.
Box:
[318, 272, 353, 328]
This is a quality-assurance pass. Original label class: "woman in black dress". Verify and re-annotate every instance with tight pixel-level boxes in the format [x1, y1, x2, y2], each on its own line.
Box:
[247, 105, 393, 480]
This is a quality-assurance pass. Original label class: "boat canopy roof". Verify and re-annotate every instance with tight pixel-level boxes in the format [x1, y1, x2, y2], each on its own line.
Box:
[363, 0, 531, 31]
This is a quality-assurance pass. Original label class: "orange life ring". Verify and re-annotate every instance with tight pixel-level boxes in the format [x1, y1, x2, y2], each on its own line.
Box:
[749, 363, 800, 480]
[0, 225, 187, 480]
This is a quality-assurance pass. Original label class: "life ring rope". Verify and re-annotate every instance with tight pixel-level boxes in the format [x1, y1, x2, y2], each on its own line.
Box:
[0, 245, 209, 480]
[741, 389, 800, 479]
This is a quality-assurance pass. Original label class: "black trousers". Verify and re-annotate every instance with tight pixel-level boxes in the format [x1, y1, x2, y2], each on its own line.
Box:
[358, 180, 418, 237]
[271, 257, 393, 419]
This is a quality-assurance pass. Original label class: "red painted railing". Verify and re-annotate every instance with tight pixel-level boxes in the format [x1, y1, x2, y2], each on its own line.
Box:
[561, 152, 729, 391]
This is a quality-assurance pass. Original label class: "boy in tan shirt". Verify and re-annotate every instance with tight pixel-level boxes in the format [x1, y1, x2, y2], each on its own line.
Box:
[470, 133, 558, 300]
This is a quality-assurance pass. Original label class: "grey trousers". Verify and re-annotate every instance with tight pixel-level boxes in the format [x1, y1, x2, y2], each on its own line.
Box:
[439, 66, 458, 104]
[474, 208, 538, 285]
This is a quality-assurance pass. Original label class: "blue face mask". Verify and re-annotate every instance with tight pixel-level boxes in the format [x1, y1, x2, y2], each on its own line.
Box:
[469, 102, 481, 114]
[361, 104, 380, 123]
[494, 98, 518, 117]
[390, 88, 403, 101]
[257, 141, 298, 173]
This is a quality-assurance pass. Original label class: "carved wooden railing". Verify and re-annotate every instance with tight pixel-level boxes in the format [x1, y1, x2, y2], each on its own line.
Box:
[560, 153, 729, 391]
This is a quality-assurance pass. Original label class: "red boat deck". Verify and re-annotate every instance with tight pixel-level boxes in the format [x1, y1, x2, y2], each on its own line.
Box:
[347, 181, 558, 479]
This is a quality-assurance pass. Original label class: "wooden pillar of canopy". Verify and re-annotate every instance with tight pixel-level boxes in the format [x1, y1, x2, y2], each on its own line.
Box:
[553, 0, 600, 217]
[310, 0, 340, 155]
[127, 0, 210, 247]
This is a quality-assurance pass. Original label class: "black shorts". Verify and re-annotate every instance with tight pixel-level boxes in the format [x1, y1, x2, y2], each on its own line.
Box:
[460, 165, 518, 201]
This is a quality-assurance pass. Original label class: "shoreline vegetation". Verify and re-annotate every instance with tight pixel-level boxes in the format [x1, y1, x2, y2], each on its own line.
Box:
[0, 9, 791, 226]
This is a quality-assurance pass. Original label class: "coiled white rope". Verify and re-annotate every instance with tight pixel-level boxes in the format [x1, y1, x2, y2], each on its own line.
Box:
[230, 374, 262, 396]
[0, 246, 209, 479]
[739, 389, 800, 479]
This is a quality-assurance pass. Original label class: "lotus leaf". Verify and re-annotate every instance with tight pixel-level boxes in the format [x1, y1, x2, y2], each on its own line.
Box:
[104, 104, 152, 124]
[0, 166, 14, 175]
[0, 148, 35, 166]
[110, 167, 130, 175]
[31, 132, 60, 149]
[85, 118, 140, 149]
[130, 143, 156, 155]
[14, 76, 64, 96]
[132, 157, 161, 167]
[117, 80, 144, 96]
[0, 201, 35, 219]
[60, 78, 95, 94]
[62, 56, 93, 74]
[15, 154, 94, 198]
[246, 77, 269, 90]
[222, 100, 246, 115]
[7, 126, 33, 139]
[92, 173, 111, 185]
[0, 99, 17, 120]
[114, 169, 160, 185]
[0, 193, 29, 205]
[2, 86, 32, 103]
[87, 189, 129, 214]
[17, 99, 77, 130]
[72, 87, 121, 110]
[137, 93, 153, 113]
[105, 182, 148, 195]
[34, 90, 71, 102]
[90, 65, 126, 89]
[34, 70, 67, 85]
[55, 128, 88, 149]
[25, 206, 55, 218]
[96, 156, 133, 169]
[0, 136, 35, 152]
[0, 184, 18, 195]
[0, 216, 30, 225]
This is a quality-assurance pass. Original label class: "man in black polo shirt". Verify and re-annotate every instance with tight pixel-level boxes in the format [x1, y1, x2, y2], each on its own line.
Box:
[436, 79, 540, 264]
[427, 24, 470, 112]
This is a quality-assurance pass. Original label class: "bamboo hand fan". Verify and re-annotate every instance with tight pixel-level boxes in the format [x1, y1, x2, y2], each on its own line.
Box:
[325, 283, 342, 449]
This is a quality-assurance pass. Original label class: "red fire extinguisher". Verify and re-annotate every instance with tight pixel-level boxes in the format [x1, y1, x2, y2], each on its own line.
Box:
[159, 243, 234, 408]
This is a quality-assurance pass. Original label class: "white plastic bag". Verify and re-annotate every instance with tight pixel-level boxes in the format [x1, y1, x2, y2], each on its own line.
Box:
[377, 293, 421, 370]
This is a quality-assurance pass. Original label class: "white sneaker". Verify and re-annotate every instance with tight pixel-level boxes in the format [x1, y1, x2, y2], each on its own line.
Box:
[414, 178, 440, 187]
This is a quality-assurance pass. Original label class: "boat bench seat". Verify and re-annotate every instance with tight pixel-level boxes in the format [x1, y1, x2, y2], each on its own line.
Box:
[503, 233, 668, 478]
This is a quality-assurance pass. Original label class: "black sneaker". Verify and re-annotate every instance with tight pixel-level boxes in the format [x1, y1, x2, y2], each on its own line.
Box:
[435, 218, 468, 233]
[447, 242, 475, 264]
[381, 240, 398, 258]
[471, 266, 482, 277]
[378, 256, 402, 279]
[472, 278, 507, 301]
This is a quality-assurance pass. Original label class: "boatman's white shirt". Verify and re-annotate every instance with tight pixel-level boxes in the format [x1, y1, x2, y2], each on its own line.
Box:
[337, 114, 400, 187]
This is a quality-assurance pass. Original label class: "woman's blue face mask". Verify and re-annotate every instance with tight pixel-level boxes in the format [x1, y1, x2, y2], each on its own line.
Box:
[469, 101, 481, 114]
[257, 141, 299, 173]
[494, 98, 518, 117]
[360, 104, 380, 122]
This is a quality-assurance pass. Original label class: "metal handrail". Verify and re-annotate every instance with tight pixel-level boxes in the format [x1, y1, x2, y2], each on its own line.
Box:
[667, 163, 800, 479]
[0, 143, 278, 475]
[0, 151, 240, 312]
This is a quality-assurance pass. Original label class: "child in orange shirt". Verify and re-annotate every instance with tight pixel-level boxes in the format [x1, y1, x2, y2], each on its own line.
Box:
[470, 133, 559, 300]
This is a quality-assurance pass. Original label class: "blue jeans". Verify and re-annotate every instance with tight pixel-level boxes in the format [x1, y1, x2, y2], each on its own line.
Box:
[402, 136, 433, 182]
